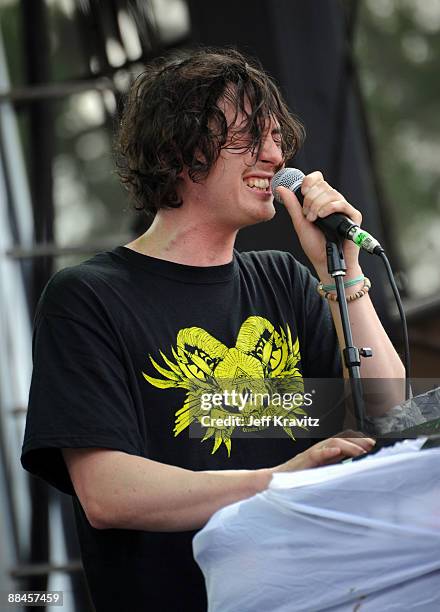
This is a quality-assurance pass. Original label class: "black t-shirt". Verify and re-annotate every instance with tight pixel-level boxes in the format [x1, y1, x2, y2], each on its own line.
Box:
[21, 247, 342, 612]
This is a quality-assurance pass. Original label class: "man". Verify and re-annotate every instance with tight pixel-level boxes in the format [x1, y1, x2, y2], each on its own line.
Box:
[21, 48, 404, 611]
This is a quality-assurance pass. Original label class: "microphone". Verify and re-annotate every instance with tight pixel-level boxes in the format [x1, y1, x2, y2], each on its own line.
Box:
[271, 168, 383, 255]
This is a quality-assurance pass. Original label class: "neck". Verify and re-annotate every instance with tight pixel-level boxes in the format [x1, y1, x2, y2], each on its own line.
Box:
[126, 209, 237, 266]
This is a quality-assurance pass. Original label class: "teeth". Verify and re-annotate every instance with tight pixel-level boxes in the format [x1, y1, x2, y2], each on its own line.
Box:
[244, 177, 270, 190]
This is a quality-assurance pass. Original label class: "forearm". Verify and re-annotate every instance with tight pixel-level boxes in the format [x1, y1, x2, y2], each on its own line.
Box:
[276, 173, 404, 404]
[64, 436, 374, 533]
[329, 294, 404, 379]
[65, 449, 272, 532]
[319, 266, 405, 411]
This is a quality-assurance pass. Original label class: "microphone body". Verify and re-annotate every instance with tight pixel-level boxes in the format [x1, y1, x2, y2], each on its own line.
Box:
[271, 168, 383, 255]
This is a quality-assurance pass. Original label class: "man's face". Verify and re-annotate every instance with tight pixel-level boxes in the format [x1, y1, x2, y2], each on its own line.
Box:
[181, 97, 285, 230]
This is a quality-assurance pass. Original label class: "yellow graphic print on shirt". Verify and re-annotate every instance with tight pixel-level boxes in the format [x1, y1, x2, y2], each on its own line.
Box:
[143, 316, 307, 457]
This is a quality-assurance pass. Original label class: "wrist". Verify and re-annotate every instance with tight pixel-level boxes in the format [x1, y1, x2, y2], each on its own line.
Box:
[268, 456, 299, 475]
[318, 276, 371, 302]
[316, 265, 364, 287]
[252, 468, 274, 492]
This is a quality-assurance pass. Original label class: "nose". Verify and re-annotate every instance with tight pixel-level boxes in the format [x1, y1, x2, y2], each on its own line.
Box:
[257, 131, 283, 168]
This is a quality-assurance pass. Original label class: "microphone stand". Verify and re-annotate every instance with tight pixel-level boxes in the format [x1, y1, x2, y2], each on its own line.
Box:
[325, 240, 371, 431]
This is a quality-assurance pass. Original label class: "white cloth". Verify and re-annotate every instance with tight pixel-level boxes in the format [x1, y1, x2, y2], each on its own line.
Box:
[193, 444, 440, 611]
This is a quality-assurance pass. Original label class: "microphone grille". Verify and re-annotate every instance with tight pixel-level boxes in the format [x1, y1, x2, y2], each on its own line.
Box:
[271, 168, 305, 202]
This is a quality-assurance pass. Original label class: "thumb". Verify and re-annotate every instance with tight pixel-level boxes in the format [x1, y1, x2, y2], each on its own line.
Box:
[276, 186, 307, 233]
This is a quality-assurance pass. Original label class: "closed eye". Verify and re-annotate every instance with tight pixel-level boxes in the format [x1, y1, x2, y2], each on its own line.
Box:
[272, 128, 282, 147]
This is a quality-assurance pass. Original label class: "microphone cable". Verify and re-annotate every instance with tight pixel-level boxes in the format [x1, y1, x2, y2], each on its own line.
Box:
[376, 248, 411, 401]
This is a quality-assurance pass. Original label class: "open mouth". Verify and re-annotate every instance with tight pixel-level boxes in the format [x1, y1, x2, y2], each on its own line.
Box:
[243, 177, 272, 194]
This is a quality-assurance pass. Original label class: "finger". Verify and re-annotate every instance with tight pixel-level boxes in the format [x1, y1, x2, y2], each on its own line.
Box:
[329, 439, 371, 457]
[316, 201, 362, 226]
[302, 434, 376, 469]
[276, 186, 309, 232]
[303, 181, 332, 203]
[340, 437, 376, 452]
[334, 430, 376, 445]
[305, 191, 340, 221]
[301, 171, 324, 195]
[316, 448, 346, 466]
[302, 182, 328, 212]
[304, 184, 331, 203]
[301, 446, 342, 469]
[316, 437, 368, 457]
[301, 175, 363, 226]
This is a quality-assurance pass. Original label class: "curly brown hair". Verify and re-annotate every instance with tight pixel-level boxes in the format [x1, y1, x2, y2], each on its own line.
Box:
[115, 47, 305, 215]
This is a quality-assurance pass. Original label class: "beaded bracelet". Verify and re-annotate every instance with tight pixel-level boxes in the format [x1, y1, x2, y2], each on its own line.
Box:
[317, 277, 371, 302]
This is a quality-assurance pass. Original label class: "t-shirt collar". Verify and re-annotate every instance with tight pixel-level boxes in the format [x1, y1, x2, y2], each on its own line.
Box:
[113, 246, 239, 284]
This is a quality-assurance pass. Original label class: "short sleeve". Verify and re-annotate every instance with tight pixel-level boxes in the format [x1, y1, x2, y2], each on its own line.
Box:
[21, 268, 143, 495]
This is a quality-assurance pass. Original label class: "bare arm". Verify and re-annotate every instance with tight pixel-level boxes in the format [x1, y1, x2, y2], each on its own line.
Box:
[277, 178, 405, 412]
[326, 280, 406, 413]
[63, 434, 374, 532]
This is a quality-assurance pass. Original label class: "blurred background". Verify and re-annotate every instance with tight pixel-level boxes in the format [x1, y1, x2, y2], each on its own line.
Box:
[0, 0, 439, 610]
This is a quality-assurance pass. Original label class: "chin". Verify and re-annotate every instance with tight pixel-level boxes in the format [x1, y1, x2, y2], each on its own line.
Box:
[253, 202, 276, 222]
[237, 204, 276, 229]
